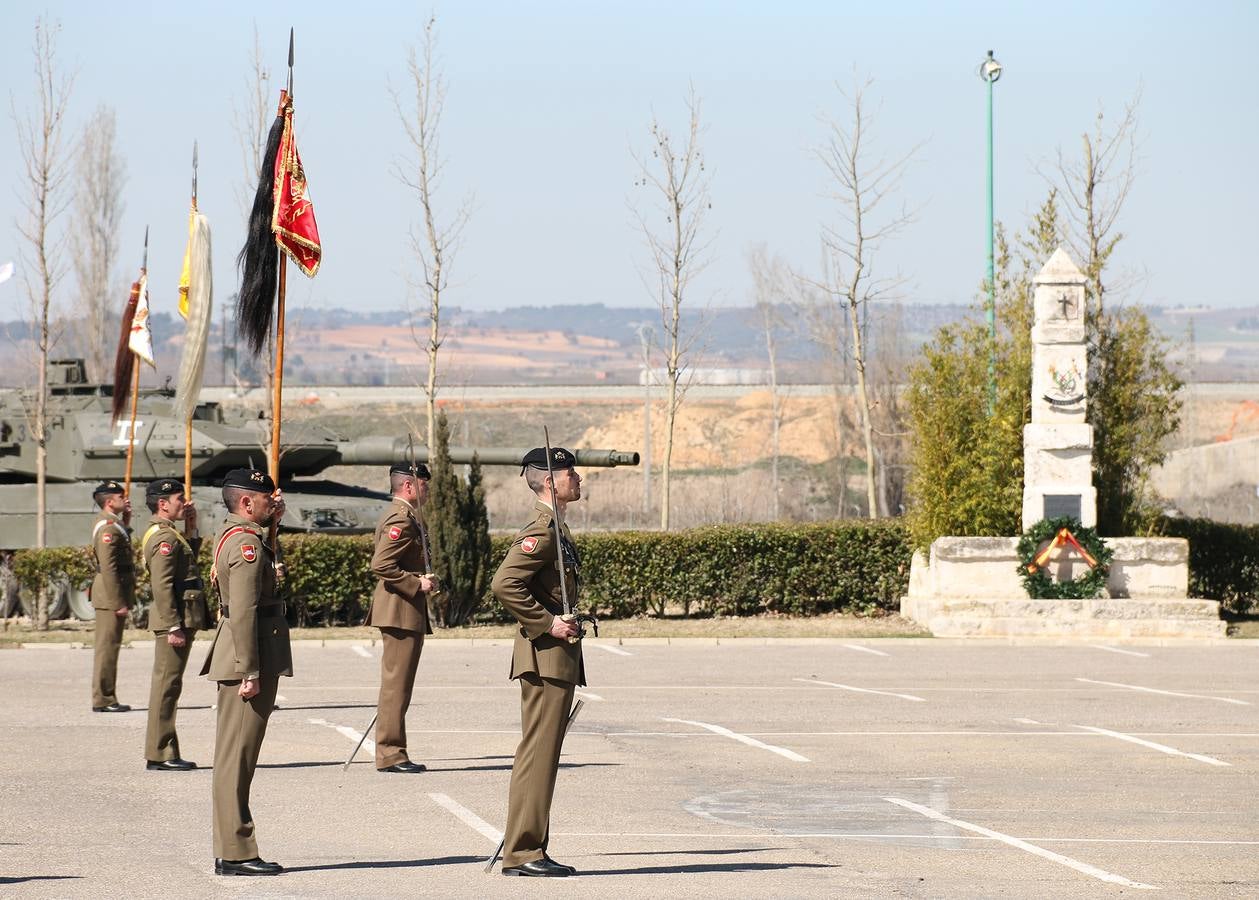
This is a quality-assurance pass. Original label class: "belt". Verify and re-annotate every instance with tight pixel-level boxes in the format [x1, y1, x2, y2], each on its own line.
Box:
[220, 603, 285, 619]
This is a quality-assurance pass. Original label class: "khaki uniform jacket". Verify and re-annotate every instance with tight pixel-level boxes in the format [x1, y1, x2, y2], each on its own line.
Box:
[90, 511, 134, 611]
[199, 514, 293, 682]
[142, 517, 210, 633]
[491, 501, 585, 686]
[366, 498, 433, 635]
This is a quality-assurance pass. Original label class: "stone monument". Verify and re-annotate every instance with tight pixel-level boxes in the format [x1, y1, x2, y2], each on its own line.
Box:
[900, 249, 1225, 638]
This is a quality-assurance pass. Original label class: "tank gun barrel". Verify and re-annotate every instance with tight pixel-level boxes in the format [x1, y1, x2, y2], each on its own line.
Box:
[332, 440, 639, 469]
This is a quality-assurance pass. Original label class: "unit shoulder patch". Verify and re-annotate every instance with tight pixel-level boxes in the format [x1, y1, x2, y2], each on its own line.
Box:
[102, 533, 114, 544]
[158, 541, 173, 556]
[388, 525, 403, 541]
[241, 544, 258, 563]
[521, 536, 539, 554]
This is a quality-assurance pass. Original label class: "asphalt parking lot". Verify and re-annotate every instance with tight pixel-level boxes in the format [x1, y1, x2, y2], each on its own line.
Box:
[1, 637, 1256, 898]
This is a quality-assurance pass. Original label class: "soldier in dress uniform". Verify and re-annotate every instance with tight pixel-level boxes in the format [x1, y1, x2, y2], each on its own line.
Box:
[366, 461, 438, 773]
[490, 446, 587, 878]
[90, 480, 133, 713]
[141, 478, 210, 771]
[199, 468, 292, 877]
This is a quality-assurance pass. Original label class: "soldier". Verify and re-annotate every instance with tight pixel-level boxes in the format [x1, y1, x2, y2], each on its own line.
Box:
[365, 461, 437, 773]
[491, 446, 587, 878]
[90, 480, 133, 713]
[200, 468, 292, 877]
[141, 478, 210, 771]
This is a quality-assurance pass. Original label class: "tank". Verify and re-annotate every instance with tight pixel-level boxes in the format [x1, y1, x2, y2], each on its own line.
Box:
[0, 359, 640, 618]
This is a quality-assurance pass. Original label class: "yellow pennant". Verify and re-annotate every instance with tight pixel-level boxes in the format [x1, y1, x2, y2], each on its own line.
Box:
[177, 205, 194, 319]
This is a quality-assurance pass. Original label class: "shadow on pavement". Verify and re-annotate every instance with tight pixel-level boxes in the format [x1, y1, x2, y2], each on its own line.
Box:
[597, 847, 785, 857]
[0, 876, 82, 885]
[433, 762, 619, 773]
[256, 760, 345, 770]
[275, 703, 375, 711]
[285, 855, 485, 873]
[583, 862, 837, 876]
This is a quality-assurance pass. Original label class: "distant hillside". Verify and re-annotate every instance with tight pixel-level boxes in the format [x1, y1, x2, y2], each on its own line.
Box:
[10, 300, 1259, 387]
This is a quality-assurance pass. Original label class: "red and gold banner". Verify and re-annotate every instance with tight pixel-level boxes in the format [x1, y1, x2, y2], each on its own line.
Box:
[271, 90, 321, 277]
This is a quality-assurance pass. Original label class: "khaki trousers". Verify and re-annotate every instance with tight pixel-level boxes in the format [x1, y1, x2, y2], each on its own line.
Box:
[92, 610, 126, 708]
[145, 633, 194, 761]
[212, 676, 279, 861]
[374, 627, 424, 768]
[502, 673, 576, 868]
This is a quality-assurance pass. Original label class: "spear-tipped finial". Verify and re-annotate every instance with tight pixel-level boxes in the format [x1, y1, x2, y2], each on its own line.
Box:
[287, 27, 294, 94]
[191, 141, 199, 204]
[142, 225, 149, 271]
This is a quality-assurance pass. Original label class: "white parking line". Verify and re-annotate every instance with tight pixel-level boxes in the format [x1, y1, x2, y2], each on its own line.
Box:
[351, 645, 373, 659]
[428, 793, 502, 843]
[590, 643, 633, 657]
[661, 717, 809, 762]
[843, 643, 889, 657]
[275, 694, 288, 703]
[1074, 725, 1230, 767]
[1013, 718, 1046, 725]
[1094, 646, 1150, 658]
[575, 690, 604, 702]
[885, 798, 1157, 891]
[1076, 677, 1250, 705]
[793, 677, 926, 703]
[308, 717, 375, 754]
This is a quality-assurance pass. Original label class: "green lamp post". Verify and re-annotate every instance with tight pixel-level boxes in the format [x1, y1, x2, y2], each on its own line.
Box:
[978, 49, 1003, 413]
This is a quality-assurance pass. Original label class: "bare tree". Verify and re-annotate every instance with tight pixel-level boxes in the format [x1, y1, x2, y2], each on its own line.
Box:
[392, 15, 470, 451]
[231, 23, 273, 219]
[11, 17, 74, 628]
[633, 89, 712, 530]
[814, 77, 919, 519]
[229, 22, 275, 433]
[748, 244, 787, 520]
[70, 104, 126, 382]
[1049, 90, 1141, 318]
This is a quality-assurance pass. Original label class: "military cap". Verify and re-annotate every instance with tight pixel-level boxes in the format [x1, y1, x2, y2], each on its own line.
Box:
[222, 468, 276, 493]
[93, 480, 125, 496]
[520, 446, 575, 475]
[389, 461, 431, 480]
[145, 478, 184, 500]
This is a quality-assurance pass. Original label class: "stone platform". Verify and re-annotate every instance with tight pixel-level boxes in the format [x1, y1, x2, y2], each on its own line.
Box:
[901, 536, 1227, 639]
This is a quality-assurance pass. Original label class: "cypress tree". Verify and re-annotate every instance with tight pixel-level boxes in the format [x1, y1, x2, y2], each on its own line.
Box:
[426, 410, 492, 626]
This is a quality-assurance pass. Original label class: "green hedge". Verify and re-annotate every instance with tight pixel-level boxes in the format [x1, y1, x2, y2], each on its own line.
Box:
[1157, 517, 1259, 614]
[18, 517, 1253, 624]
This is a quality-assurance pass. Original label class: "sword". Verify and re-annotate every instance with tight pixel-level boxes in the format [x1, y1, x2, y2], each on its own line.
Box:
[542, 428, 597, 642]
[483, 699, 585, 873]
[343, 711, 379, 770]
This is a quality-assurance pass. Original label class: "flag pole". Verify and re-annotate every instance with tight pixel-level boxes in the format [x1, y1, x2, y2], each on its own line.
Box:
[184, 142, 198, 501]
[268, 29, 295, 548]
[124, 226, 148, 500]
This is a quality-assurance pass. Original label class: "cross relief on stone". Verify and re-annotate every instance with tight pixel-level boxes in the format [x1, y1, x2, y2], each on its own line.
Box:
[1056, 291, 1076, 321]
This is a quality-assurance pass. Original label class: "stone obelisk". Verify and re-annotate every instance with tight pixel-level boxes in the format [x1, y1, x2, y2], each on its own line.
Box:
[1022, 248, 1095, 530]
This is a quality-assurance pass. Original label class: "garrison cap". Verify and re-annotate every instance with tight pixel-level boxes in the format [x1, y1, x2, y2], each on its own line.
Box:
[145, 478, 183, 500]
[222, 468, 276, 493]
[389, 461, 431, 480]
[520, 446, 575, 476]
[93, 480, 125, 496]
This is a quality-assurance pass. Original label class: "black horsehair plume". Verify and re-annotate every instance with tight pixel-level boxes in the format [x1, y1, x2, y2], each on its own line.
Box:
[235, 106, 287, 355]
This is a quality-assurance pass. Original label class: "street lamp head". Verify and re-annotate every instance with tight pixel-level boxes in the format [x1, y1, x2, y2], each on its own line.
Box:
[978, 50, 1003, 83]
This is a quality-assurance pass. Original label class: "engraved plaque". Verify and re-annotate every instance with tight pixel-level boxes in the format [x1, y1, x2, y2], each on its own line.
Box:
[1043, 494, 1081, 520]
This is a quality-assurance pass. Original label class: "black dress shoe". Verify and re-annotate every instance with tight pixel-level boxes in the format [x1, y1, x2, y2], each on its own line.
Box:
[377, 760, 427, 773]
[502, 858, 571, 877]
[92, 703, 131, 713]
[544, 855, 577, 874]
[214, 857, 284, 876]
[146, 758, 196, 771]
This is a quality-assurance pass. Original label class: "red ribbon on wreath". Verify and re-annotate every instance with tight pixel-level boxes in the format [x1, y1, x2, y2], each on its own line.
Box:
[1027, 527, 1099, 574]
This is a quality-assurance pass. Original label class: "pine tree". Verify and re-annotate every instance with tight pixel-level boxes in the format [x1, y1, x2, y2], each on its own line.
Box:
[426, 411, 492, 626]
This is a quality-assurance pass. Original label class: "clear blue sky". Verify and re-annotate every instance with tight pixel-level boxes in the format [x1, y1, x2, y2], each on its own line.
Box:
[2, 0, 1256, 322]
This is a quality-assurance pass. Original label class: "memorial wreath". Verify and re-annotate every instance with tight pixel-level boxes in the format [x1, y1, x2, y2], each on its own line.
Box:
[1016, 516, 1113, 600]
